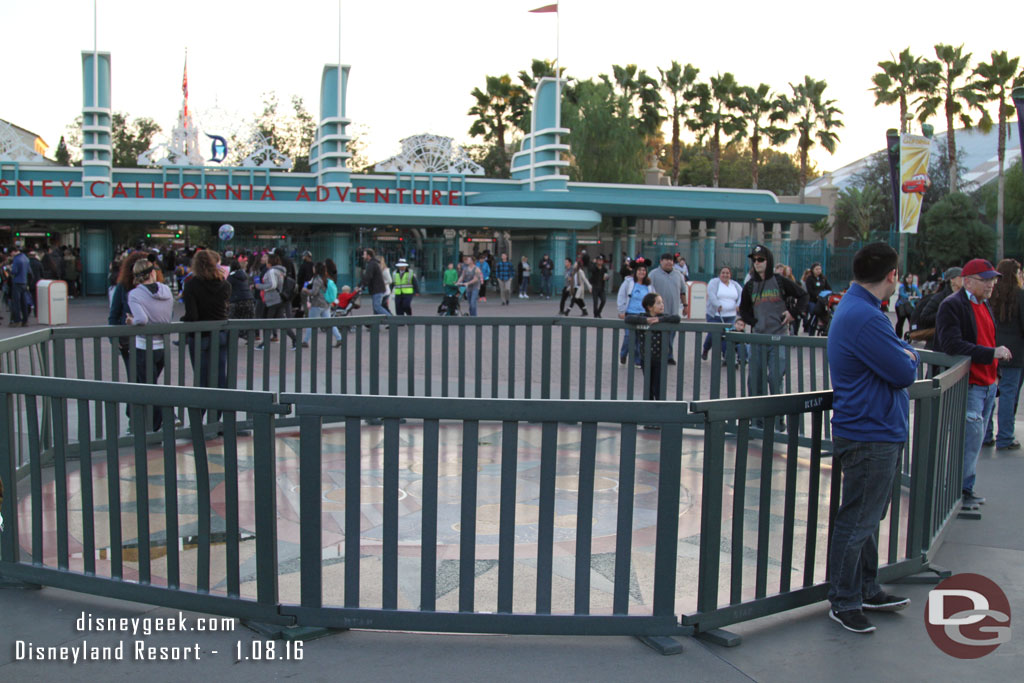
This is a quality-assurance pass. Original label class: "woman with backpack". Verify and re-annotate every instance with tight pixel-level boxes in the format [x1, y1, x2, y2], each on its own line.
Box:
[301, 262, 343, 348]
[254, 253, 296, 348]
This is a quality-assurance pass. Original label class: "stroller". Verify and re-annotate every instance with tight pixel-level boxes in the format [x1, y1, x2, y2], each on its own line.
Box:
[806, 289, 843, 336]
[437, 285, 464, 316]
[332, 288, 362, 318]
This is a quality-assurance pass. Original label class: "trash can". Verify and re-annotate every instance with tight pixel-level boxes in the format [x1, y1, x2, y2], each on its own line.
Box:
[686, 281, 707, 320]
[36, 279, 69, 326]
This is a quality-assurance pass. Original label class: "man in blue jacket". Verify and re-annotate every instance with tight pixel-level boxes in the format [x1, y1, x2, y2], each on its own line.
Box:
[9, 245, 31, 327]
[826, 243, 919, 634]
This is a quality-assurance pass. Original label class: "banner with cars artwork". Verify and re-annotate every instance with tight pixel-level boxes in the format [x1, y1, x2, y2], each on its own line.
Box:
[899, 133, 932, 234]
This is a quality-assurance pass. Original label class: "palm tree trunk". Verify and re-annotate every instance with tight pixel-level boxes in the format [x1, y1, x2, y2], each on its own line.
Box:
[751, 133, 760, 190]
[996, 112, 1006, 261]
[945, 89, 957, 194]
[900, 94, 908, 134]
[671, 112, 680, 185]
[798, 141, 809, 201]
[711, 131, 720, 188]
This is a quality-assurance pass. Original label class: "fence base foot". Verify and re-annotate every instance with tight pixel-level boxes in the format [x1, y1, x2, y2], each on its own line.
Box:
[636, 635, 683, 655]
[891, 564, 952, 584]
[0, 576, 42, 590]
[695, 629, 742, 648]
[957, 509, 982, 521]
[242, 620, 343, 642]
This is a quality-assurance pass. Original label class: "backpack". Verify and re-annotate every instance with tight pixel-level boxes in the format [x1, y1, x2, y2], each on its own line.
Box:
[279, 273, 297, 300]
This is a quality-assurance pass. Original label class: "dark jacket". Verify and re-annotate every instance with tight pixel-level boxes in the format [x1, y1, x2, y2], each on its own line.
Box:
[737, 247, 808, 334]
[916, 283, 953, 330]
[361, 258, 387, 295]
[935, 289, 996, 367]
[181, 276, 231, 322]
[227, 269, 254, 303]
[992, 289, 1024, 369]
[804, 274, 832, 301]
[624, 313, 682, 360]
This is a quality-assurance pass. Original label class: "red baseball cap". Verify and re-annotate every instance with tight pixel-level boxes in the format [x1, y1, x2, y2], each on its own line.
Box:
[961, 258, 1000, 279]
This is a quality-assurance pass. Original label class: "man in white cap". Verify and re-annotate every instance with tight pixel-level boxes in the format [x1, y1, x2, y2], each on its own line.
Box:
[392, 258, 418, 315]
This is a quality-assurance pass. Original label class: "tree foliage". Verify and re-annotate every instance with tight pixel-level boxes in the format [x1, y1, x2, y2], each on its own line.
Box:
[467, 74, 530, 177]
[562, 79, 646, 183]
[232, 93, 316, 171]
[836, 185, 887, 242]
[685, 72, 742, 187]
[918, 192, 996, 265]
[53, 136, 71, 166]
[917, 44, 982, 193]
[61, 113, 161, 167]
[871, 48, 939, 133]
[781, 76, 843, 197]
[658, 61, 699, 185]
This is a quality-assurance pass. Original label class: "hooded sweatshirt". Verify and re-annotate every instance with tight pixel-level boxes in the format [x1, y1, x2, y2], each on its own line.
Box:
[127, 282, 174, 349]
[737, 245, 808, 335]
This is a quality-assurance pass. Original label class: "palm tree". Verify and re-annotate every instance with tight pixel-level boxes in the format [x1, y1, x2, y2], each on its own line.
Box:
[732, 84, 793, 190]
[836, 185, 886, 242]
[917, 44, 981, 194]
[782, 76, 844, 199]
[601, 65, 665, 165]
[658, 61, 699, 185]
[973, 51, 1024, 261]
[685, 72, 742, 188]
[467, 74, 530, 176]
[871, 48, 939, 133]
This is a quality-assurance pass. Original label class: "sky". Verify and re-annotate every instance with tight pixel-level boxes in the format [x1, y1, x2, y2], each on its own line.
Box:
[1, 0, 1020, 175]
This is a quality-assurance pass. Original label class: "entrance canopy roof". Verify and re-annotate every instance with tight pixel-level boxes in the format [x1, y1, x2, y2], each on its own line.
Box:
[468, 183, 828, 224]
[0, 196, 602, 230]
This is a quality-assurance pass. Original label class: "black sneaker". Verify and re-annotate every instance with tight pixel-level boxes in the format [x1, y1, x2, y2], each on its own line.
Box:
[862, 592, 910, 611]
[667, 358, 677, 365]
[961, 495, 981, 511]
[963, 491, 986, 506]
[829, 608, 876, 633]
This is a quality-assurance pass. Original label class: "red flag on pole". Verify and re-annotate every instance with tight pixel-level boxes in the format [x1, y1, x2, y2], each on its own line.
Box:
[529, 3, 558, 12]
[182, 53, 189, 117]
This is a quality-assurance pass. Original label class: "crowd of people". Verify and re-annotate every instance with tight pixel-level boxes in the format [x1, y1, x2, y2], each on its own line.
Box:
[1, 244, 82, 326]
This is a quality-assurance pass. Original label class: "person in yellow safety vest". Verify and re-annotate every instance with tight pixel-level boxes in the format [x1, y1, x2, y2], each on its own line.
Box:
[392, 259, 418, 315]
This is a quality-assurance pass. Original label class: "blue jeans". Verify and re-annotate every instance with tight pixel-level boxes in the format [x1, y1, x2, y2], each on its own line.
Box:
[187, 331, 229, 389]
[303, 306, 341, 343]
[748, 342, 787, 397]
[984, 367, 1023, 447]
[134, 347, 166, 431]
[702, 314, 738, 355]
[619, 327, 644, 366]
[964, 383, 997, 495]
[541, 274, 552, 297]
[10, 282, 29, 323]
[828, 437, 902, 612]
[371, 292, 391, 316]
[466, 287, 479, 316]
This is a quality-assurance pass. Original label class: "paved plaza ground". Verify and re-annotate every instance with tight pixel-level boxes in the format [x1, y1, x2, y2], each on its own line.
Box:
[1, 295, 1021, 681]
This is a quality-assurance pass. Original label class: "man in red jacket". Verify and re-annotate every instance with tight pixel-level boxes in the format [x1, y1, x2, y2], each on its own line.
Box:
[935, 258, 1013, 511]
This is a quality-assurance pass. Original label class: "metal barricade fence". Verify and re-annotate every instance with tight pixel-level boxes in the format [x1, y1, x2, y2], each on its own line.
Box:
[0, 318, 970, 644]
